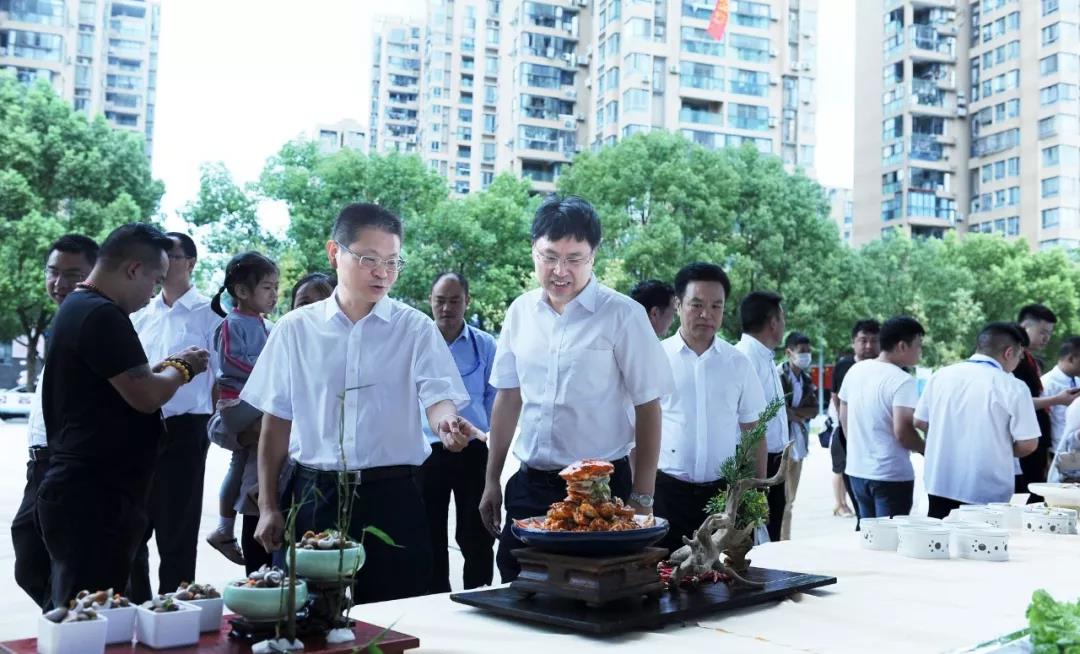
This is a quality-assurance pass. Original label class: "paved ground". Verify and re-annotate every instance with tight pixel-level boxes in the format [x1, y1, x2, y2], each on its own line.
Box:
[0, 417, 927, 641]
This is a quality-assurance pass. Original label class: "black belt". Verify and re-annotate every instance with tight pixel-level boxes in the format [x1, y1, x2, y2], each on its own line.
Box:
[520, 456, 629, 484]
[658, 469, 726, 490]
[28, 446, 49, 462]
[294, 462, 416, 486]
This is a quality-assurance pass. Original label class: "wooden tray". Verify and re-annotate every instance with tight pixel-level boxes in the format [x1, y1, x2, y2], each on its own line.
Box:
[451, 567, 837, 635]
[0, 616, 419, 654]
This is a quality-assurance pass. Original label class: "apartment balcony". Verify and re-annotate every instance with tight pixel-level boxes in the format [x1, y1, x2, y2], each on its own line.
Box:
[908, 25, 955, 61]
[911, 0, 955, 8]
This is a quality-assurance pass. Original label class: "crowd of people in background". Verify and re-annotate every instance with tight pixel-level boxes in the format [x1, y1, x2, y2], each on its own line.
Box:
[10, 194, 1080, 612]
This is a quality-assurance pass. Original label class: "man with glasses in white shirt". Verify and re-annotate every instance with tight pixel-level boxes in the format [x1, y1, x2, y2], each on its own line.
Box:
[13, 234, 98, 609]
[128, 232, 222, 602]
[478, 196, 674, 582]
[246, 203, 473, 603]
[654, 263, 766, 553]
[734, 291, 789, 542]
[916, 322, 1041, 518]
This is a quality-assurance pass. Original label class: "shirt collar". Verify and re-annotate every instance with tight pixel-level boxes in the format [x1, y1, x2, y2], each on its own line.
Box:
[536, 275, 599, 314]
[968, 353, 1002, 368]
[323, 291, 393, 324]
[448, 322, 472, 346]
[739, 333, 774, 360]
[676, 332, 722, 356]
[155, 287, 200, 311]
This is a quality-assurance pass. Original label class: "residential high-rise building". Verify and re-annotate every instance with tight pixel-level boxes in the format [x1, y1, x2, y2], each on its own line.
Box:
[369, 0, 819, 194]
[591, 0, 818, 178]
[854, 0, 1080, 250]
[825, 185, 853, 245]
[0, 0, 162, 159]
[369, 16, 424, 155]
[311, 119, 369, 155]
[419, 0, 502, 194]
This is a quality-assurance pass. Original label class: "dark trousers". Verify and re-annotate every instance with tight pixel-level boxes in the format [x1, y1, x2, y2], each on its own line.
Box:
[849, 477, 914, 519]
[928, 494, 967, 519]
[497, 457, 632, 583]
[830, 429, 862, 530]
[290, 466, 432, 604]
[37, 467, 149, 610]
[765, 453, 787, 542]
[653, 470, 726, 555]
[1017, 444, 1051, 503]
[128, 414, 210, 603]
[240, 514, 272, 575]
[418, 440, 494, 592]
[12, 456, 52, 609]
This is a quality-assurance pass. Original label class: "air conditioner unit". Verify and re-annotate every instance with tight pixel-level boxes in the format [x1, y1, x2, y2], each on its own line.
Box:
[577, 0, 588, 7]
[801, 62, 812, 71]
[770, 79, 779, 86]
[555, 7, 563, 18]
[639, 75, 651, 87]
[577, 113, 587, 121]
[790, 61, 801, 71]
[565, 89, 577, 99]
[769, 49, 779, 58]
[956, 107, 968, 117]
[768, 117, 778, 127]
[579, 53, 590, 66]
[669, 64, 680, 74]
[802, 98, 810, 104]
[563, 119, 576, 129]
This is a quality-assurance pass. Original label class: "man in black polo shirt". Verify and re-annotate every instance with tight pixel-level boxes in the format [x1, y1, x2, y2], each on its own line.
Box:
[12, 234, 98, 609]
[38, 224, 210, 608]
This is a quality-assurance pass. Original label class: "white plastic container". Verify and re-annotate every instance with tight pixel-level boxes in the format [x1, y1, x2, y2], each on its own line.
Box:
[859, 518, 900, 551]
[37, 613, 108, 654]
[135, 600, 201, 649]
[186, 597, 223, 633]
[102, 606, 136, 645]
[897, 524, 950, 559]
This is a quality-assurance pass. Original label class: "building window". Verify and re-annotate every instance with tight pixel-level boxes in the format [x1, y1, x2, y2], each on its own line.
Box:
[680, 27, 723, 56]
[1041, 83, 1079, 105]
[730, 69, 769, 97]
[729, 33, 770, 62]
[0, 28, 63, 61]
[728, 103, 769, 131]
[482, 142, 496, 161]
[622, 88, 649, 112]
[732, 0, 771, 29]
[679, 61, 723, 90]
[1043, 208, 1061, 228]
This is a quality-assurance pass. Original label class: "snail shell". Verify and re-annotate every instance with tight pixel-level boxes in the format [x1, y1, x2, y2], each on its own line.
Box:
[264, 571, 283, 586]
[44, 607, 68, 623]
[316, 537, 336, 550]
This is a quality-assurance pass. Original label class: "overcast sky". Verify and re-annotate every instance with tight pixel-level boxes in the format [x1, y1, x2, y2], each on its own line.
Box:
[151, 0, 854, 230]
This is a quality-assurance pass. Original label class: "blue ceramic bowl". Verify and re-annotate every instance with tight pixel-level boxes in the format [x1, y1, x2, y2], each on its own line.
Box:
[511, 516, 669, 555]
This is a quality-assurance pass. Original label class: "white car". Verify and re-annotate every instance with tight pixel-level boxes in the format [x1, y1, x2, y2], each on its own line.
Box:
[0, 385, 33, 418]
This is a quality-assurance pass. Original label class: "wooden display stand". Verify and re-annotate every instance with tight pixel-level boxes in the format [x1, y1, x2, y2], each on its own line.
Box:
[510, 547, 667, 607]
[0, 616, 419, 654]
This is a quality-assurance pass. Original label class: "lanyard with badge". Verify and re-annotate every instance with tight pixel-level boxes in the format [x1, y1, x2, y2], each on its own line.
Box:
[966, 358, 1002, 371]
[457, 326, 483, 381]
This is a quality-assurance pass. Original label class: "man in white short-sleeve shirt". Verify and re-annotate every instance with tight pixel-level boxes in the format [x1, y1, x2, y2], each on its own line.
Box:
[838, 316, 925, 519]
[13, 234, 97, 609]
[1040, 336, 1080, 454]
[915, 322, 1041, 518]
[478, 196, 674, 583]
[734, 291, 789, 542]
[654, 262, 766, 553]
[245, 203, 473, 603]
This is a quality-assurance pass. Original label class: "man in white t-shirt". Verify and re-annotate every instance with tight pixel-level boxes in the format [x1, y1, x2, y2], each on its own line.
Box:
[838, 316, 925, 519]
[654, 263, 766, 553]
[915, 322, 1041, 518]
[1040, 336, 1080, 455]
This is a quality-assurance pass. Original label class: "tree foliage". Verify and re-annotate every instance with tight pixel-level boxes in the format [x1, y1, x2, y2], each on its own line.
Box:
[0, 75, 163, 388]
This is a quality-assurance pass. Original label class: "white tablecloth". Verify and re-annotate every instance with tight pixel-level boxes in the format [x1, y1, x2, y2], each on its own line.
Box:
[349, 530, 1079, 653]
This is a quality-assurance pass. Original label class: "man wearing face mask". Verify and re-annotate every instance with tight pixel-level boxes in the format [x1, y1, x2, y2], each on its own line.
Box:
[478, 196, 674, 582]
[653, 263, 766, 553]
[777, 332, 818, 540]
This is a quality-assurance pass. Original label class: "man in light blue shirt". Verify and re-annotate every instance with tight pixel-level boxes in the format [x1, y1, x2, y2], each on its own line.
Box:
[420, 272, 497, 592]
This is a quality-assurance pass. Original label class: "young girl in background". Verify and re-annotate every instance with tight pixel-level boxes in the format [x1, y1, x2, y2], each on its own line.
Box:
[205, 251, 279, 564]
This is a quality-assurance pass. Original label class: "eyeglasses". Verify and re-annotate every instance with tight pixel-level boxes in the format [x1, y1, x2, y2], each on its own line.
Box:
[532, 250, 593, 269]
[335, 241, 407, 272]
[45, 268, 88, 284]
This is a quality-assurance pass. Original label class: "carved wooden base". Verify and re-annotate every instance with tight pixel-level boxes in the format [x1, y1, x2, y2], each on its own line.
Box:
[510, 547, 667, 607]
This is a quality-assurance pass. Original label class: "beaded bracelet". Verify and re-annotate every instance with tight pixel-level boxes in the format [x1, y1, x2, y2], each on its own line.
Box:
[161, 360, 192, 384]
[166, 357, 196, 380]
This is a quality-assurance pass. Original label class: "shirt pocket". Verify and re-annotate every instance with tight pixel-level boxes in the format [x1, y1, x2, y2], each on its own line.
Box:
[566, 344, 618, 401]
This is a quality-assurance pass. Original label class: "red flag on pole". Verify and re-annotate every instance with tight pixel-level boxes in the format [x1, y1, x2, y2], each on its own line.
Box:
[706, 0, 730, 41]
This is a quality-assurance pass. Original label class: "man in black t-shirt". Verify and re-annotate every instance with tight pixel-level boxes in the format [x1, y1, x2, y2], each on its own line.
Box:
[830, 319, 881, 528]
[38, 223, 210, 609]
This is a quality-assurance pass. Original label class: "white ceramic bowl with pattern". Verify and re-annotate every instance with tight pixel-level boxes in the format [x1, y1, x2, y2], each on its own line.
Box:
[897, 525, 950, 559]
[859, 518, 899, 551]
[956, 527, 1009, 562]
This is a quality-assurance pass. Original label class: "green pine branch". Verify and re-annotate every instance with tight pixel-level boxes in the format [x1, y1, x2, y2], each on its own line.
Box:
[719, 396, 787, 484]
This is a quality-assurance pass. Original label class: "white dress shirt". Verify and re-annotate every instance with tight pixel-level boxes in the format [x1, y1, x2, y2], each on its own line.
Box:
[1041, 364, 1076, 452]
[735, 333, 790, 454]
[241, 294, 470, 471]
[130, 288, 222, 418]
[490, 277, 674, 470]
[916, 354, 1041, 505]
[27, 373, 46, 447]
[660, 334, 766, 483]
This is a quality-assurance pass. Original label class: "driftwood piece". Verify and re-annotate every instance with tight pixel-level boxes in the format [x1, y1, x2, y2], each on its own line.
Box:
[667, 443, 793, 587]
